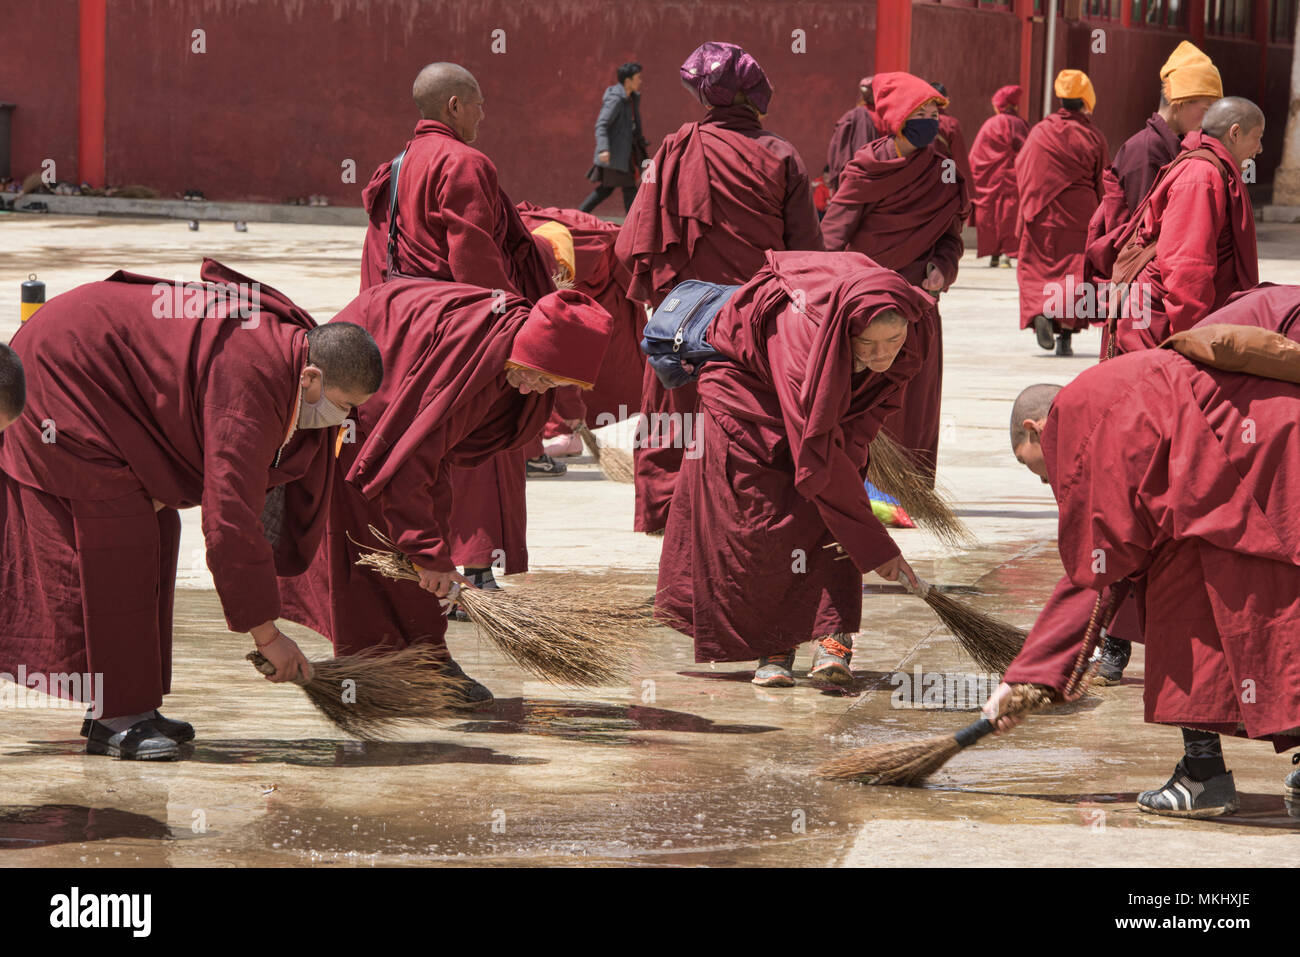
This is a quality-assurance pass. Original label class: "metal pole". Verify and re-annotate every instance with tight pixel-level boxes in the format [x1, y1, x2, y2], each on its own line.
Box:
[1043, 0, 1058, 119]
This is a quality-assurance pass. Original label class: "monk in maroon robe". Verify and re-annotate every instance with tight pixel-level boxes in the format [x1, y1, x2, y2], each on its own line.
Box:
[999, 286, 1300, 816]
[616, 41, 823, 533]
[0, 261, 381, 759]
[821, 72, 967, 485]
[929, 81, 972, 205]
[656, 251, 936, 687]
[358, 62, 558, 586]
[517, 202, 648, 454]
[0, 343, 23, 433]
[1100, 99, 1261, 356]
[826, 77, 880, 193]
[1086, 41, 1222, 245]
[1015, 69, 1108, 356]
[969, 85, 1029, 265]
[278, 284, 612, 706]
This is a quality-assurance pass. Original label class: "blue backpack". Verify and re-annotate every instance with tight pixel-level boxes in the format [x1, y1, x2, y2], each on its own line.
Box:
[641, 280, 741, 389]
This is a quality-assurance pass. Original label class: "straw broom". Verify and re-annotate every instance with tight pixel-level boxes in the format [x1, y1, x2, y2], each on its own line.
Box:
[575, 422, 635, 483]
[353, 527, 645, 687]
[818, 583, 1128, 785]
[246, 644, 468, 740]
[867, 432, 974, 548]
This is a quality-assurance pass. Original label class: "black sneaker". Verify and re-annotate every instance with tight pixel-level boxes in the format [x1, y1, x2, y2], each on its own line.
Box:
[1137, 759, 1238, 818]
[1055, 331, 1074, 357]
[526, 455, 567, 477]
[439, 655, 495, 711]
[988, 255, 1001, 268]
[84, 718, 182, 761]
[1286, 754, 1300, 800]
[1094, 635, 1131, 686]
[450, 569, 500, 621]
[1033, 315, 1056, 351]
[80, 709, 194, 743]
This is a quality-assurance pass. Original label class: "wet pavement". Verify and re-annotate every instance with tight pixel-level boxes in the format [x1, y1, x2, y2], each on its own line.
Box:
[2, 216, 1300, 866]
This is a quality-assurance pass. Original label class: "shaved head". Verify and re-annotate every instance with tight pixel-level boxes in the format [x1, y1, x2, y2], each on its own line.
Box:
[1202, 96, 1264, 139]
[307, 322, 384, 395]
[413, 62, 480, 119]
[1009, 383, 1061, 450]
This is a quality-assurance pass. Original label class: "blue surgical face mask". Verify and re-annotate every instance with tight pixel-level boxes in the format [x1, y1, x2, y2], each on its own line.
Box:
[901, 117, 940, 148]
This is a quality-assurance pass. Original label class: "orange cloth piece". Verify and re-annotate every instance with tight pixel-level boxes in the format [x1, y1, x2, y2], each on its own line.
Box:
[1159, 41, 1222, 102]
[1054, 69, 1096, 113]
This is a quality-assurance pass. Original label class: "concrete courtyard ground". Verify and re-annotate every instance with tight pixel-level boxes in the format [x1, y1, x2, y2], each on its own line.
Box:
[0, 213, 1298, 866]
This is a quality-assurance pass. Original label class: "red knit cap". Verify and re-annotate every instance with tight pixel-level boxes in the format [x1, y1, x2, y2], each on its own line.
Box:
[507, 290, 613, 389]
[992, 84, 1021, 112]
[872, 71, 948, 135]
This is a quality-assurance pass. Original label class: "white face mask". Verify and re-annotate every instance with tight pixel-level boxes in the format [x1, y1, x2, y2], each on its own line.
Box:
[297, 388, 350, 430]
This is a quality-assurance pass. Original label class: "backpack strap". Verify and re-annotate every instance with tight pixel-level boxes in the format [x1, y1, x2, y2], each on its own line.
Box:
[386, 149, 406, 279]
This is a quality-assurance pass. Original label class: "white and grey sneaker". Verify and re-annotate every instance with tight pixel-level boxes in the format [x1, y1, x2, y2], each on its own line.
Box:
[1137, 759, 1238, 818]
[1285, 754, 1299, 800]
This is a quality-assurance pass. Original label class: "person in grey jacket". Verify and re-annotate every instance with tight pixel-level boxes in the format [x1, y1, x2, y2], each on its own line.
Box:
[580, 62, 650, 213]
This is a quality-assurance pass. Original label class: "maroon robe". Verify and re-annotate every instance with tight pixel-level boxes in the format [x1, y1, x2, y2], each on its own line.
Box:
[615, 103, 824, 532]
[937, 112, 973, 208]
[1015, 109, 1109, 331]
[1105, 132, 1258, 354]
[0, 262, 333, 716]
[359, 118, 555, 572]
[826, 104, 879, 193]
[1006, 284, 1300, 748]
[821, 137, 967, 482]
[1086, 112, 1183, 247]
[655, 251, 938, 661]
[969, 110, 1030, 258]
[278, 281, 554, 656]
[516, 202, 648, 430]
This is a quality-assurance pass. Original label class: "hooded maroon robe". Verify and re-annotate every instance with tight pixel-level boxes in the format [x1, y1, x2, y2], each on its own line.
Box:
[615, 104, 824, 532]
[0, 261, 334, 716]
[516, 202, 648, 430]
[1104, 132, 1258, 355]
[359, 118, 556, 574]
[969, 109, 1030, 258]
[655, 251, 938, 661]
[1005, 290, 1300, 748]
[937, 112, 973, 207]
[827, 104, 879, 193]
[1015, 109, 1109, 331]
[821, 131, 966, 483]
[277, 281, 557, 656]
[1085, 112, 1182, 249]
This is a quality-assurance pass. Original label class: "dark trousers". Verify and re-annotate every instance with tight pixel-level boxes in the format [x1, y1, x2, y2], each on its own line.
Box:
[579, 184, 637, 214]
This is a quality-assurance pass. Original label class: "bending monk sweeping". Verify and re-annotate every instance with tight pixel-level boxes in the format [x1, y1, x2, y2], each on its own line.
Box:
[1015, 69, 1108, 356]
[655, 250, 936, 687]
[1094, 96, 1261, 357]
[0, 262, 382, 759]
[968, 85, 1029, 268]
[1087, 41, 1222, 244]
[516, 202, 648, 457]
[821, 71, 968, 485]
[359, 61, 559, 594]
[826, 76, 880, 193]
[999, 285, 1300, 816]
[0, 343, 23, 433]
[616, 40, 823, 534]
[278, 283, 612, 707]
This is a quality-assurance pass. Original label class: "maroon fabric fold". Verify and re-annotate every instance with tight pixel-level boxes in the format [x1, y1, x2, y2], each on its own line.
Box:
[969, 111, 1030, 258]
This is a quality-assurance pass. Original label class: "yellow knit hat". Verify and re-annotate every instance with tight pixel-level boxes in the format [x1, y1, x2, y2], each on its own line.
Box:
[1160, 41, 1223, 102]
[1054, 69, 1096, 113]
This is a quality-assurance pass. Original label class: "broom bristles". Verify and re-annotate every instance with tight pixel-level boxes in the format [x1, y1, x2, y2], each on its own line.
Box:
[919, 587, 1027, 674]
[867, 433, 974, 548]
[246, 644, 468, 740]
[353, 527, 647, 688]
[818, 683, 1055, 785]
[576, 422, 635, 483]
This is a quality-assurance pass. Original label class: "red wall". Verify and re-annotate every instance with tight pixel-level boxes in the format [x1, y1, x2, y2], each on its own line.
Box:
[0, 0, 79, 183]
[0, 0, 1290, 205]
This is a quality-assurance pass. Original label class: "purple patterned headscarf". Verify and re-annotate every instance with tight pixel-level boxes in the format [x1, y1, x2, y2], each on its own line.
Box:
[679, 41, 773, 114]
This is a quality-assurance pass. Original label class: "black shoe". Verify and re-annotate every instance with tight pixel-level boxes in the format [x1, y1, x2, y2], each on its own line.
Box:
[1033, 315, 1055, 351]
[1137, 758, 1238, 818]
[1094, 635, 1131, 685]
[988, 255, 1001, 268]
[80, 709, 194, 743]
[526, 454, 567, 477]
[85, 718, 182, 761]
[1055, 331, 1074, 357]
[450, 569, 501, 620]
[438, 656, 495, 711]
